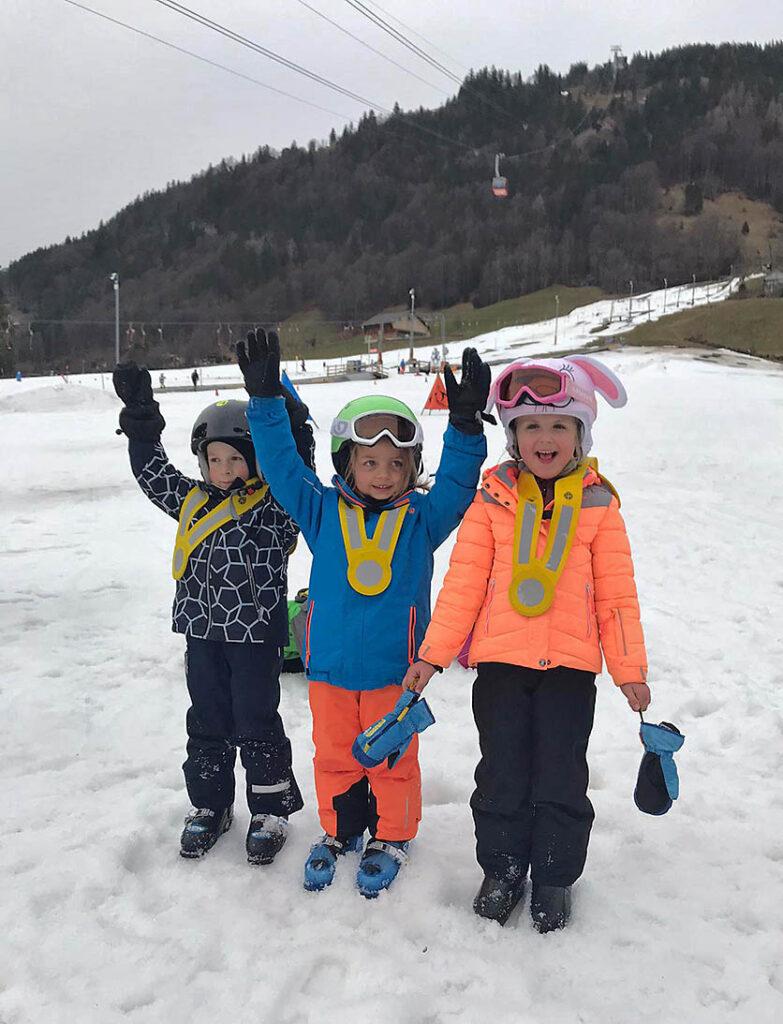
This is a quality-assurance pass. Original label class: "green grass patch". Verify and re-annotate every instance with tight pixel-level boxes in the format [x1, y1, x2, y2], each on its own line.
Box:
[611, 295, 783, 360]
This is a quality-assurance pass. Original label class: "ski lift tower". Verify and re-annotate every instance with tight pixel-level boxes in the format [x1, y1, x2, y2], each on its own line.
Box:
[610, 46, 627, 93]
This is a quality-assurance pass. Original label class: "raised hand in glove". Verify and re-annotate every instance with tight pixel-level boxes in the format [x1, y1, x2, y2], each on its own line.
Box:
[236, 328, 282, 398]
[112, 361, 165, 442]
[443, 347, 492, 435]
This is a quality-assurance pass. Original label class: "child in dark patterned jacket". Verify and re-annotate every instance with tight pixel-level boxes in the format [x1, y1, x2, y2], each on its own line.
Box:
[113, 362, 313, 864]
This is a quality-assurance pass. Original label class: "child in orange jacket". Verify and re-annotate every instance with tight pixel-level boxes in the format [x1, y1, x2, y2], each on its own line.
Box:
[403, 355, 650, 932]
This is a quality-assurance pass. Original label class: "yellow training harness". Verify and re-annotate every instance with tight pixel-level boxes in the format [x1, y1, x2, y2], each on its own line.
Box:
[509, 458, 617, 617]
[338, 498, 409, 596]
[172, 477, 269, 580]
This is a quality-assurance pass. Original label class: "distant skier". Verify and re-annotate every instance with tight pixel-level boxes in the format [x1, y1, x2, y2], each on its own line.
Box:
[191, 368, 199, 390]
[112, 361, 314, 863]
[238, 329, 490, 897]
[404, 356, 649, 933]
[159, 372, 166, 389]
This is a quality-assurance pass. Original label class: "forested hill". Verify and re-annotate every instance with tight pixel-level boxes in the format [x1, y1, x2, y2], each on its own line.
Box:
[5, 41, 783, 369]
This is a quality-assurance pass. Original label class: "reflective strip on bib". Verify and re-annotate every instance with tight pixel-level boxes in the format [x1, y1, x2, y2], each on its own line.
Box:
[508, 464, 585, 617]
[338, 498, 409, 596]
[172, 478, 268, 580]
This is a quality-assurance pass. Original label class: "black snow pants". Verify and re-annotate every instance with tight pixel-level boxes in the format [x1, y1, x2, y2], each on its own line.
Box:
[471, 662, 596, 887]
[183, 636, 303, 816]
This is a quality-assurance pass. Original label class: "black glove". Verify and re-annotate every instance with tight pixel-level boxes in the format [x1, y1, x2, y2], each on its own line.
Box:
[236, 328, 282, 398]
[113, 361, 153, 406]
[444, 347, 492, 435]
[113, 361, 165, 442]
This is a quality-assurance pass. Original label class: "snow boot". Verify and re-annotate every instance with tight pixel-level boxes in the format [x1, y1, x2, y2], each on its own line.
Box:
[473, 875, 526, 926]
[356, 839, 409, 899]
[246, 814, 289, 865]
[530, 884, 572, 933]
[179, 806, 233, 859]
[303, 833, 363, 892]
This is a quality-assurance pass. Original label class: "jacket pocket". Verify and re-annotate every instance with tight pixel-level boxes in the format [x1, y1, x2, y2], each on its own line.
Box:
[484, 579, 496, 635]
[613, 608, 629, 656]
[304, 600, 315, 670]
[244, 554, 262, 613]
[407, 606, 417, 663]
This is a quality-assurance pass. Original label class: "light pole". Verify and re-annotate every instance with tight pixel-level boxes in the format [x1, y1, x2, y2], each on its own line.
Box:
[691, 273, 696, 306]
[627, 280, 634, 321]
[408, 288, 415, 363]
[553, 293, 560, 347]
[109, 272, 120, 364]
[662, 277, 668, 314]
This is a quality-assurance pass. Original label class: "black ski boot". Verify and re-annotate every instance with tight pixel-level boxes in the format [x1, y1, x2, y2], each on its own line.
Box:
[180, 806, 233, 858]
[530, 884, 572, 933]
[473, 876, 526, 926]
[246, 814, 289, 865]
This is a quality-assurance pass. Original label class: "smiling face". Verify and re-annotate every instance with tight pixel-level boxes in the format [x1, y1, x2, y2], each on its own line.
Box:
[348, 438, 412, 502]
[206, 440, 250, 490]
[514, 414, 580, 479]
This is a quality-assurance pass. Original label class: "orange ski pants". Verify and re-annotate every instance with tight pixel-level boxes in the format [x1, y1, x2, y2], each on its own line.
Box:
[309, 681, 422, 841]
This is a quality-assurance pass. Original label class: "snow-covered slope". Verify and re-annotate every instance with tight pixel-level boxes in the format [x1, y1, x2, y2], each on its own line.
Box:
[2, 344, 782, 1024]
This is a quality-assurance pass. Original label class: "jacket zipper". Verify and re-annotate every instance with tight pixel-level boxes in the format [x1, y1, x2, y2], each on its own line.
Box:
[613, 608, 629, 656]
[407, 606, 417, 664]
[484, 579, 496, 635]
[244, 554, 262, 613]
[304, 600, 315, 670]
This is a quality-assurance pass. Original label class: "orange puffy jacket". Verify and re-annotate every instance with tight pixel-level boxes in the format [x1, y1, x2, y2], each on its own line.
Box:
[419, 460, 648, 686]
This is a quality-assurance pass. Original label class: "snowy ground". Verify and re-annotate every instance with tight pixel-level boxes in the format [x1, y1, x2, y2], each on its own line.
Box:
[2, 340, 783, 1023]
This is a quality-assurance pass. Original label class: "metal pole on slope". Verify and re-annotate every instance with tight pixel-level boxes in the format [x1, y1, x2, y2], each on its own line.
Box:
[110, 273, 120, 364]
[662, 277, 668, 314]
[408, 288, 415, 363]
[553, 293, 560, 346]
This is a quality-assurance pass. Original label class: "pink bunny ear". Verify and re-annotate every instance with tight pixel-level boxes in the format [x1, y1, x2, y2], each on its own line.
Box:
[571, 355, 627, 408]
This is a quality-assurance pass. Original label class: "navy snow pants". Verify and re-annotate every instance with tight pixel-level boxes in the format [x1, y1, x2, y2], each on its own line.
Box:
[183, 636, 303, 817]
[471, 662, 596, 887]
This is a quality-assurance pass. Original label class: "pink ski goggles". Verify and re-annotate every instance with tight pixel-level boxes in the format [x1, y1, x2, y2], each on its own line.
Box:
[491, 363, 592, 409]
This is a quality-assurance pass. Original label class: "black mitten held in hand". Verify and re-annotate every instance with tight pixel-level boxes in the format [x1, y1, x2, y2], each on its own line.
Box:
[444, 347, 492, 435]
[236, 328, 282, 398]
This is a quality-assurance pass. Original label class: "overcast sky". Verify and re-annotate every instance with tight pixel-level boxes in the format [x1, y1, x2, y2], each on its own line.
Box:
[2, 0, 781, 268]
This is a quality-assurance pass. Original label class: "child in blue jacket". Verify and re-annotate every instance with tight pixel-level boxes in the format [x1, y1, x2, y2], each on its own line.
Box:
[239, 329, 489, 897]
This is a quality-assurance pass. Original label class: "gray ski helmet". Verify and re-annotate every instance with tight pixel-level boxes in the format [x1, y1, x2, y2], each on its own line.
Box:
[190, 399, 259, 481]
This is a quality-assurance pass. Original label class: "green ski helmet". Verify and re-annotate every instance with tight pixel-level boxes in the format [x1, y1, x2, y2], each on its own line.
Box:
[330, 395, 424, 476]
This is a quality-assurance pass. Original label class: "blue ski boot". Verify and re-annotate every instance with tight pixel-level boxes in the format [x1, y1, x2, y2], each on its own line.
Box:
[179, 806, 233, 858]
[246, 814, 289, 865]
[356, 839, 409, 898]
[303, 833, 363, 891]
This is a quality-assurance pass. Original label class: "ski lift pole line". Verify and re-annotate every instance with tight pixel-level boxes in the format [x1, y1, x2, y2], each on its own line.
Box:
[344, 0, 519, 125]
[152, 0, 475, 152]
[293, 0, 449, 96]
[153, 0, 393, 109]
[61, 0, 352, 121]
[361, 0, 470, 76]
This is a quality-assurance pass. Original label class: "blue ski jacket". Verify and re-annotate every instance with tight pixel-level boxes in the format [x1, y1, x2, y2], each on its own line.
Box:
[246, 396, 486, 690]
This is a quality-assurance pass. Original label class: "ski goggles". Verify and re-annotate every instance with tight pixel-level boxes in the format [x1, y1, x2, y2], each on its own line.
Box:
[491, 364, 574, 408]
[331, 411, 423, 448]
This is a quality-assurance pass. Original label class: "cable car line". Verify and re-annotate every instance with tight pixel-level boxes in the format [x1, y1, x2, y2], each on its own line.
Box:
[361, 0, 470, 76]
[61, 0, 352, 121]
[153, 0, 391, 109]
[293, 0, 449, 96]
[152, 0, 476, 152]
[343, 0, 519, 125]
